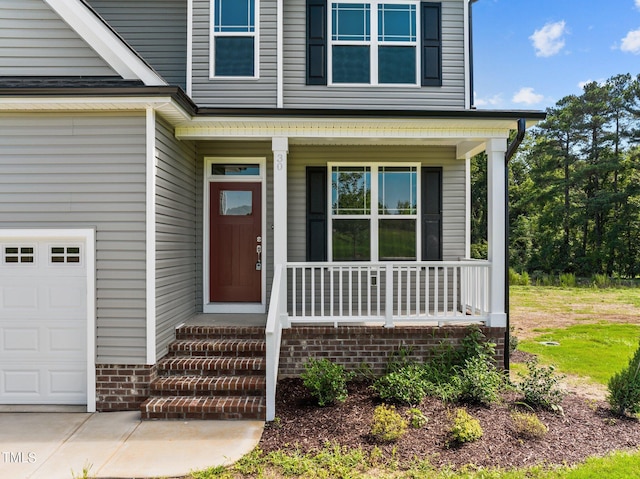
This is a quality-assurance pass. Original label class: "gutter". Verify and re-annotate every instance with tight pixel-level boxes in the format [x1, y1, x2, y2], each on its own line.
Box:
[503, 118, 527, 370]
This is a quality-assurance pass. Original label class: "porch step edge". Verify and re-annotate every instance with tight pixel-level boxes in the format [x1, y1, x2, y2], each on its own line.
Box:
[168, 339, 265, 357]
[150, 376, 266, 396]
[140, 396, 266, 420]
[157, 357, 266, 376]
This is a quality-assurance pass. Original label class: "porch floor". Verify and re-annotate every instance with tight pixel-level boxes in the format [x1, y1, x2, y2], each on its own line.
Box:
[184, 313, 268, 327]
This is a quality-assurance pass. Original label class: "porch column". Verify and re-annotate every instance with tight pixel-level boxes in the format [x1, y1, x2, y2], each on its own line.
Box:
[272, 137, 289, 324]
[486, 138, 508, 328]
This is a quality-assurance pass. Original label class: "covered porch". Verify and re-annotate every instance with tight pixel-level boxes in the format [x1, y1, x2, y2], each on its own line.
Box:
[174, 111, 537, 421]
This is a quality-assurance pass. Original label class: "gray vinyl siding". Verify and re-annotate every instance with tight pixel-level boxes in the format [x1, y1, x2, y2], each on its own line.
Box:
[0, 0, 115, 76]
[155, 118, 197, 358]
[87, 0, 188, 88]
[195, 142, 275, 306]
[0, 113, 147, 364]
[283, 0, 466, 110]
[191, 0, 277, 107]
[287, 145, 466, 262]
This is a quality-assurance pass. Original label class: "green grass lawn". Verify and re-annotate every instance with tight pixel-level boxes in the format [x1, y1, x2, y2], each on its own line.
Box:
[188, 448, 640, 478]
[518, 323, 640, 385]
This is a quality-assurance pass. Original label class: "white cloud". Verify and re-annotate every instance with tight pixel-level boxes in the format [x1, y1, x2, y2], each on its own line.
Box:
[578, 79, 605, 90]
[621, 29, 640, 54]
[512, 87, 544, 105]
[530, 21, 567, 57]
[636, 0, 640, 9]
[474, 93, 503, 107]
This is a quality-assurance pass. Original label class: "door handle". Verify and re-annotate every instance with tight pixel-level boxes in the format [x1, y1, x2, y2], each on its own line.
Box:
[256, 244, 262, 270]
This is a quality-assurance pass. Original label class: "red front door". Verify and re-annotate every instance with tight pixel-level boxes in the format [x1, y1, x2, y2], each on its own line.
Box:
[210, 182, 262, 302]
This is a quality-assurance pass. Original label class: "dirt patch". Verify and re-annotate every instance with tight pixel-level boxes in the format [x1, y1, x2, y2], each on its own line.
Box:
[510, 311, 640, 341]
[260, 378, 640, 469]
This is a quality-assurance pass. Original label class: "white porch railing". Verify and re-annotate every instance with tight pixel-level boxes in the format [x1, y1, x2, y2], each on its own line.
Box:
[287, 261, 491, 327]
[265, 264, 285, 422]
[266, 260, 491, 421]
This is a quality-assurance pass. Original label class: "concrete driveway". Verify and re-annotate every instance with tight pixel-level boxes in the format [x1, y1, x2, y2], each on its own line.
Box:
[0, 411, 263, 479]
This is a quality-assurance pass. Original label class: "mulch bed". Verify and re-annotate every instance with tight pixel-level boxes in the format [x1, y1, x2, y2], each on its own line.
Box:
[259, 377, 640, 469]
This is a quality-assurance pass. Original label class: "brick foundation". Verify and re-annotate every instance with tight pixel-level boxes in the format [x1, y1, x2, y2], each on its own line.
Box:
[95, 364, 157, 411]
[278, 325, 506, 378]
[95, 326, 506, 411]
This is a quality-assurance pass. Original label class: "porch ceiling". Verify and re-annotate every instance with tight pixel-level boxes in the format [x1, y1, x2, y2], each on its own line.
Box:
[175, 116, 526, 159]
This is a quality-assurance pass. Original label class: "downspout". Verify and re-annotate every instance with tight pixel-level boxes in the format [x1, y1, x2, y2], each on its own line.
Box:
[503, 118, 527, 370]
[469, 0, 477, 108]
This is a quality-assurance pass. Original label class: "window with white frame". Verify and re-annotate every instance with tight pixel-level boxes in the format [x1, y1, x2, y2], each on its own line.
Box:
[330, 1, 418, 85]
[330, 164, 418, 261]
[211, 0, 258, 77]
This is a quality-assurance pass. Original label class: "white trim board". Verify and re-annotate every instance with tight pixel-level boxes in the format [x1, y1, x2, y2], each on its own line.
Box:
[44, 0, 166, 86]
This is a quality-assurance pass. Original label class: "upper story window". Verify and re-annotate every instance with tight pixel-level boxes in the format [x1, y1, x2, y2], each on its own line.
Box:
[306, 0, 441, 87]
[211, 0, 259, 78]
[330, 2, 417, 85]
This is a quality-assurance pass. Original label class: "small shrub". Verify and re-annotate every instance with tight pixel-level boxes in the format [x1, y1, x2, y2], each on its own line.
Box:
[459, 325, 496, 362]
[385, 346, 417, 374]
[509, 268, 530, 286]
[454, 356, 505, 405]
[608, 341, 640, 416]
[559, 272, 576, 288]
[370, 405, 407, 442]
[449, 408, 483, 444]
[373, 364, 428, 405]
[406, 408, 428, 428]
[301, 358, 353, 406]
[509, 327, 519, 353]
[592, 273, 611, 289]
[518, 358, 565, 412]
[511, 412, 548, 439]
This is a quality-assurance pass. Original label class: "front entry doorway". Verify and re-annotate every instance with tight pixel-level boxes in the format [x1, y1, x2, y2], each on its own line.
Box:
[210, 182, 262, 302]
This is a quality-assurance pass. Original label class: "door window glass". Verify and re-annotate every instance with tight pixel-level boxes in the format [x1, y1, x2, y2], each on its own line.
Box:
[220, 191, 253, 215]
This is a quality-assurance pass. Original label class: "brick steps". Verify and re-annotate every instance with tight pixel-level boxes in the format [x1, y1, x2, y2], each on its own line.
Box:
[169, 339, 265, 357]
[150, 375, 266, 396]
[157, 357, 266, 376]
[141, 326, 266, 421]
[142, 396, 265, 420]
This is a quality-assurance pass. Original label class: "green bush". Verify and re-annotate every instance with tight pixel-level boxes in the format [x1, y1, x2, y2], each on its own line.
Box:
[509, 327, 519, 353]
[592, 273, 612, 289]
[459, 325, 496, 362]
[608, 341, 640, 416]
[453, 356, 505, 405]
[373, 364, 428, 405]
[511, 411, 548, 439]
[559, 272, 577, 288]
[370, 405, 407, 442]
[301, 358, 353, 407]
[406, 408, 428, 429]
[449, 408, 483, 444]
[517, 358, 565, 412]
[509, 268, 531, 286]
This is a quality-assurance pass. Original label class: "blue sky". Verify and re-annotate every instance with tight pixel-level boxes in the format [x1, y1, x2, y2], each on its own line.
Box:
[472, 0, 640, 111]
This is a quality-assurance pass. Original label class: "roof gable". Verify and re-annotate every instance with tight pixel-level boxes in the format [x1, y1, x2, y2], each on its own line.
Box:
[0, 0, 166, 86]
[0, 0, 116, 77]
[44, 0, 166, 86]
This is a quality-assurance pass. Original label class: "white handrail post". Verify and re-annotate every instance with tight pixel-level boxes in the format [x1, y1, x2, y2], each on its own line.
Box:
[265, 264, 284, 421]
[384, 266, 394, 328]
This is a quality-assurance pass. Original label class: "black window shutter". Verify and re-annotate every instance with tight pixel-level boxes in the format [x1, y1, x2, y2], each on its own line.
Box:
[306, 0, 327, 85]
[422, 167, 443, 260]
[421, 2, 442, 86]
[307, 166, 328, 261]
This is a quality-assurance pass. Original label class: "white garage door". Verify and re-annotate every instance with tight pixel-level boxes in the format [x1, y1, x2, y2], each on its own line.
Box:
[0, 239, 87, 405]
